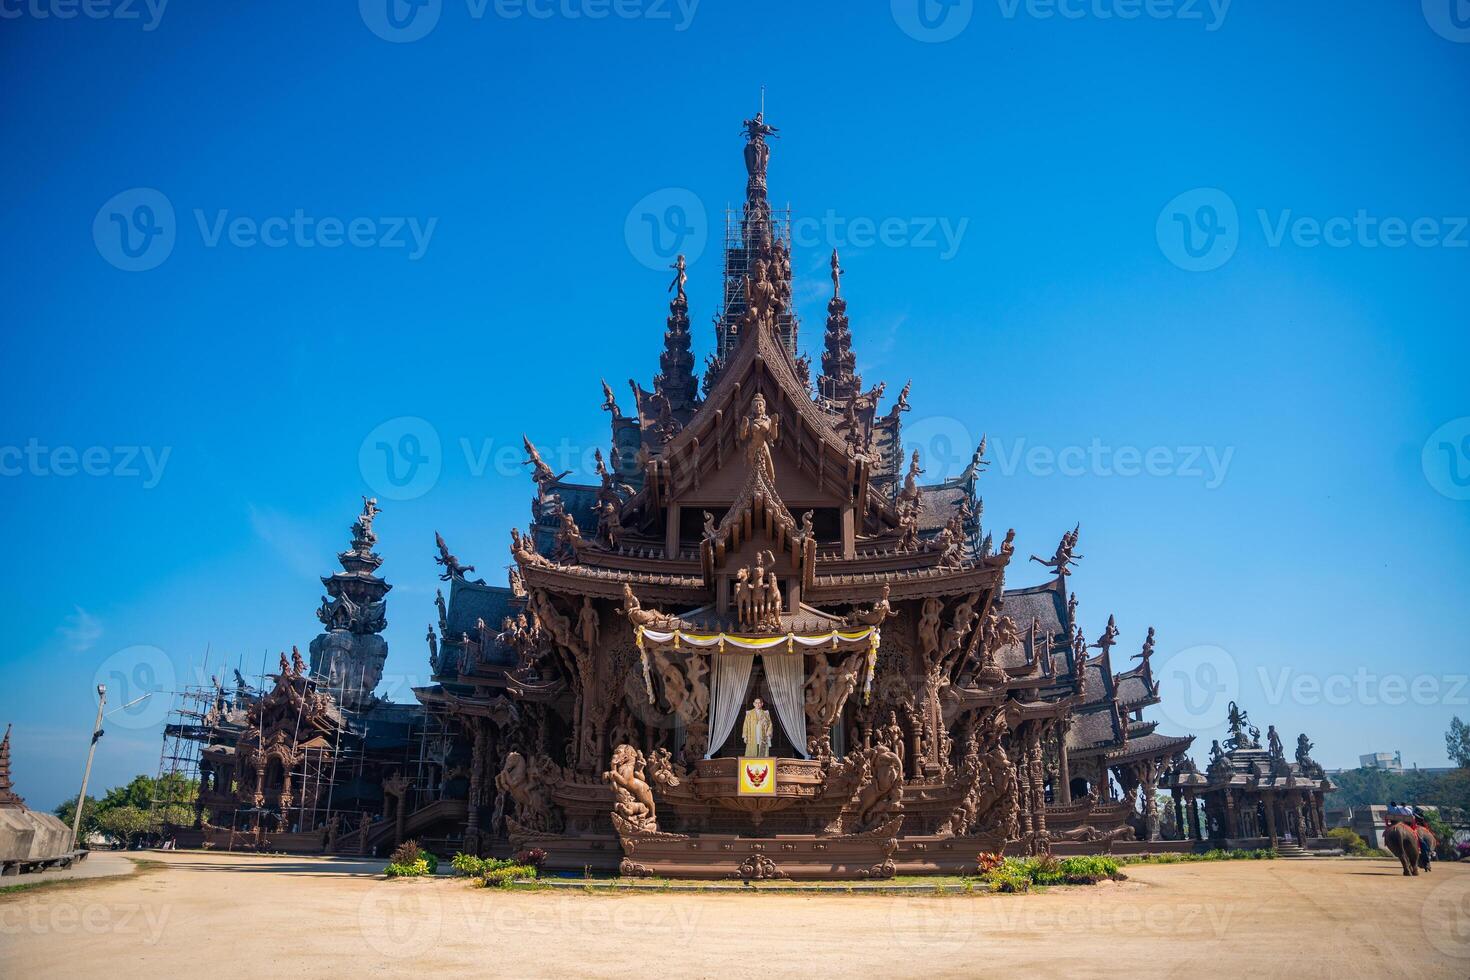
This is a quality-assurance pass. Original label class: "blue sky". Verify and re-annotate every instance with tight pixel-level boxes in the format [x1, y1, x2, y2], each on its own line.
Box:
[1, 1, 1467, 810]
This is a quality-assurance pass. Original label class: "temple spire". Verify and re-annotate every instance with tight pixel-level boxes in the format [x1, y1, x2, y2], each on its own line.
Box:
[709, 109, 798, 380]
[655, 253, 698, 413]
[818, 248, 860, 401]
[0, 724, 22, 808]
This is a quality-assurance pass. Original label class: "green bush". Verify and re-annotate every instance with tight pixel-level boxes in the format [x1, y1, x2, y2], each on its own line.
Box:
[385, 840, 437, 877]
[451, 853, 489, 877]
[481, 864, 537, 888]
[385, 858, 432, 878]
[1055, 855, 1122, 883]
[986, 864, 1032, 893]
[1325, 827, 1377, 856]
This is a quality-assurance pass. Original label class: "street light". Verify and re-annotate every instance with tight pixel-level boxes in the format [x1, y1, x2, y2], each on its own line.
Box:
[68, 687, 152, 851]
[69, 684, 107, 852]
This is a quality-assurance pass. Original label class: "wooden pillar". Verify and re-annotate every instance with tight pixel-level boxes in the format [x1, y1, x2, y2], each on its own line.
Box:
[1172, 789, 1184, 841]
[464, 718, 486, 854]
[1056, 724, 1072, 805]
[1028, 724, 1046, 834]
[665, 504, 680, 559]
[1263, 794, 1278, 847]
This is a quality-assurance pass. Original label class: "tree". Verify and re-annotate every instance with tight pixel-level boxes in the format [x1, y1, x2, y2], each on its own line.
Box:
[96, 805, 153, 847]
[53, 795, 100, 838]
[1448, 717, 1470, 769]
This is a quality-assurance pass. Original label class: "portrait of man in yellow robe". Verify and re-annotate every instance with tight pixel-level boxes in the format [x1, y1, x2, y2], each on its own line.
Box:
[741, 697, 773, 757]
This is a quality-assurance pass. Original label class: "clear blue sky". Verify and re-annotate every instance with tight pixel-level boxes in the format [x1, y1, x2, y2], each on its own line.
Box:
[2, 1, 1467, 810]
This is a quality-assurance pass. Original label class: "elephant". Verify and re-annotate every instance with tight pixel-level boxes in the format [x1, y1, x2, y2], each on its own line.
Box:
[1383, 821, 1423, 876]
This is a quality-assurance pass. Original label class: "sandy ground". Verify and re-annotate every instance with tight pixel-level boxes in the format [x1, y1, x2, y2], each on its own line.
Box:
[2, 850, 1467, 979]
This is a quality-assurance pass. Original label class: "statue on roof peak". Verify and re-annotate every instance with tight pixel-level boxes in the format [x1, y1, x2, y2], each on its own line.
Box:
[830, 249, 843, 298]
[741, 111, 779, 179]
[668, 253, 687, 305]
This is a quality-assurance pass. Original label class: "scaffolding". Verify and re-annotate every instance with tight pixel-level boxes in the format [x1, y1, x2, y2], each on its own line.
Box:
[714, 204, 800, 361]
[151, 655, 453, 852]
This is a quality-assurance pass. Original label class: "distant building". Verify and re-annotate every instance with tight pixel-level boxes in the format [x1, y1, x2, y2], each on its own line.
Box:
[1359, 751, 1403, 773]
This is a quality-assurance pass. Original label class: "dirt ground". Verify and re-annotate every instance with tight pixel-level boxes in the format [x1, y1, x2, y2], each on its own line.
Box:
[2, 850, 1467, 978]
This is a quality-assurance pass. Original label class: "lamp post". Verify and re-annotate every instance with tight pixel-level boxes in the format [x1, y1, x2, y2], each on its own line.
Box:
[70, 684, 107, 851]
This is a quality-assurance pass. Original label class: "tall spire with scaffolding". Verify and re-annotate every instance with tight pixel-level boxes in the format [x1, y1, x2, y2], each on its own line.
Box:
[706, 106, 799, 387]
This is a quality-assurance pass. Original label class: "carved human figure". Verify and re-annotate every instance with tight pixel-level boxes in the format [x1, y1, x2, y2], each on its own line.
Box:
[668, 253, 687, 303]
[577, 597, 600, 653]
[739, 392, 780, 483]
[742, 698, 774, 756]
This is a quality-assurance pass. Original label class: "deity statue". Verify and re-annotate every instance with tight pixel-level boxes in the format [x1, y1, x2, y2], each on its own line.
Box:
[739, 392, 781, 483]
[434, 531, 482, 583]
[668, 253, 687, 304]
[830, 248, 843, 298]
[1030, 523, 1082, 576]
[741, 698, 774, 757]
[741, 111, 779, 178]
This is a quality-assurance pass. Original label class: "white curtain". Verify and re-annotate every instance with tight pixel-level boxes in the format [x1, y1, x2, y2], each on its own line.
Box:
[760, 653, 809, 759]
[705, 654, 755, 758]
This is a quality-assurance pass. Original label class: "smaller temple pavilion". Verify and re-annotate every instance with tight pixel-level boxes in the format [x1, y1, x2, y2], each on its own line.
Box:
[1165, 702, 1335, 851]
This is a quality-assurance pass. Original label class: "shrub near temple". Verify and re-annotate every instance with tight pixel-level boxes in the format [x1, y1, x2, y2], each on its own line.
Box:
[385, 840, 438, 878]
